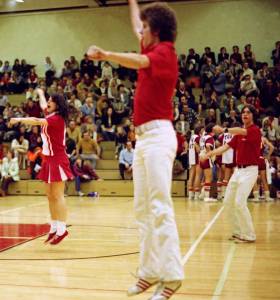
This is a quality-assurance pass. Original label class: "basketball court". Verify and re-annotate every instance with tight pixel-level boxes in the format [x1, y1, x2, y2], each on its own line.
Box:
[0, 195, 279, 300]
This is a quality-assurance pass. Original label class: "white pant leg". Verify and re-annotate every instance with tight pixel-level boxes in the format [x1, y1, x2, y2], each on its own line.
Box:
[133, 140, 159, 279]
[235, 167, 258, 240]
[224, 169, 241, 236]
[134, 125, 184, 281]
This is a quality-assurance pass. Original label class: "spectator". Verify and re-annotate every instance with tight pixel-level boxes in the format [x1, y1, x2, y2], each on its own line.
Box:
[201, 46, 216, 65]
[77, 130, 101, 168]
[0, 91, 8, 115]
[242, 61, 254, 80]
[27, 146, 44, 179]
[27, 68, 38, 89]
[181, 103, 197, 129]
[260, 78, 278, 109]
[11, 134, 29, 169]
[230, 45, 243, 65]
[72, 157, 100, 196]
[211, 66, 226, 97]
[175, 113, 189, 135]
[101, 61, 113, 81]
[243, 44, 256, 69]
[200, 57, 215, 89]
[218, 47, 229, 65]
[24, 98, 41, 118]
[66, 120, 81, 144]
[69, 56, 79, 74]
[273, 91, 280, 116]
[45, 56, 56, 87]
[119, 141, 134, 180]
[240, 75, 258, 97]
[186, 48, 200, 76]
[271, 41, 280, 66]
[0, 149, 19, 197]
[101, 107, 116, 141]
[115, 125, 128, 158]
[80, 54, 94, 77]
[127, 123, 136, 148]
[80, 96, 95, 120]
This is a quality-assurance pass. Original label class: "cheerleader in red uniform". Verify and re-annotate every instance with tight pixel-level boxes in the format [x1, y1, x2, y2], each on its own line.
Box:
[252, 136, 274, 202]
[10, 88, 73, 245]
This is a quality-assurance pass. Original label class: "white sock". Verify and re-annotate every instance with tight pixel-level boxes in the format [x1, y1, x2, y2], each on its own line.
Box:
[56, 221, 66, 236]
[50, 220, 57, 234]
[253, 191, 259, 200]
[264, 191, 272, 200]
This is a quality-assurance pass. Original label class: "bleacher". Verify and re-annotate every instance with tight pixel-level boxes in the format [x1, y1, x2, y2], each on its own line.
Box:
[8, 141, 187, 197]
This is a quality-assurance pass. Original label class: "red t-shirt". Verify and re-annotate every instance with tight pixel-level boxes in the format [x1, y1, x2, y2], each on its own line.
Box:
[41, 112, 67, 157]
[133, 41, 178, 126]
[227, 124, 261, 165]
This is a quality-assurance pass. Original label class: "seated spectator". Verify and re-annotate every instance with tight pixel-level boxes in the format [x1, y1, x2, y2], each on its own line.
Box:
[65, 134, 77, 165]
[0, 72, 10, 93]
[24, 98, 41, 118]
[101, 107, 116, 141]
[101, 61, 113, 81]
[260, 78, 278, 110]
[77, 130, 101, 168]
[273, 91, 280, 116]
[0, 149, 19, 197]
[127, 123, 136, 148]
[240, 75, 258, 97]
[11, 134, 29, 169]
[81, 116, 98, 140]
[61, 60, 72, 78]
[112, 97, 127, 124]
[119, 141, 134, 180]
[178, 54, 187, 79]
[27, 68, 38, 89]
[241, 61, 254, 80]
[205, 108, 217, 125]
[117, 84, 130, 107]
[181, 103, 197, 129]
[175, 113, 189, 136]
[81, 96, 95, 120]
[28, 125, 42, 150]
[0, 91, 8, 115]
[27, 146, 44, 179]
[72, 157, 100, 196]
[68, 92, 82, 110]
[96, 80, 108, 97]
[69, 56, 79, 75]
[115, 125, 128, 158]
[186, 48, 200, 76]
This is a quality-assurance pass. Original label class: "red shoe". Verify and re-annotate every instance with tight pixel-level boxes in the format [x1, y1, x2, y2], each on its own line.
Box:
[44, 232, 56, 244]
[50, 231, 69, 245]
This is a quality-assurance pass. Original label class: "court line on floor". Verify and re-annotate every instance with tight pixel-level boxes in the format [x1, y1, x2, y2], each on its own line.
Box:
[0, 201, 45, 216]
[211, 243, 236, 300]
[182, 205, 224, 265]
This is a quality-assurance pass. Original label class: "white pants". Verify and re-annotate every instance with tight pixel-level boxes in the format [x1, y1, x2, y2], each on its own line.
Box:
[133, 121, 184, 281]
[224, 166, 258, 241]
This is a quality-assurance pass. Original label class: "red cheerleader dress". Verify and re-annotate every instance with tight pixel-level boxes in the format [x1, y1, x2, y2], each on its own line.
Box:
[38, 112, 73, 183]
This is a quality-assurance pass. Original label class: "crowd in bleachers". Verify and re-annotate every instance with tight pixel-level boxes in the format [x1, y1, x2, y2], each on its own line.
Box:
[0, 41, 279, 197]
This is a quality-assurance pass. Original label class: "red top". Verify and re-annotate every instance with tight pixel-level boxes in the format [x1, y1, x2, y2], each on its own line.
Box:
[133, 41, 178, 126]
[227, 124, 261, 165]
[41, 112, 67, 157]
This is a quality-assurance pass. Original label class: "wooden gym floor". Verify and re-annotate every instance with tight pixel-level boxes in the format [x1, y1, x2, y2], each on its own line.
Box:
[0, 195, 279, 300]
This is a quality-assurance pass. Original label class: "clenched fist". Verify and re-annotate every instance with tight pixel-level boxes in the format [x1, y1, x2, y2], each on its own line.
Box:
[87, 45, 108, 61]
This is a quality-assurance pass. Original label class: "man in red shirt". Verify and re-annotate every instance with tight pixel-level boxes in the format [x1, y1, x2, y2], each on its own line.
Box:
[87, 1, 183, 299]
[200, 104, 261, 243]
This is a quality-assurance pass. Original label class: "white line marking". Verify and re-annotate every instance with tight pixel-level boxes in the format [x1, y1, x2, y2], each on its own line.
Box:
[0, 201, 45, 216]
[212, 243, 236, 300]
[182, 206, 224, 265]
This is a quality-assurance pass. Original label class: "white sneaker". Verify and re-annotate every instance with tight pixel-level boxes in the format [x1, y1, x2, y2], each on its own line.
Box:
[265, 197, 274, 202]
[251, 198, 261, 203]
[78, 191, 84, 197]
[150, 281, 182, 300]
[127, 278, 158, 296]
[204, 197, 218, 202]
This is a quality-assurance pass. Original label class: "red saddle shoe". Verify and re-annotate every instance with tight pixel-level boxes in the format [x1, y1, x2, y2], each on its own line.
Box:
[44, 232, 56, 244]
[50, 231, 69, 245]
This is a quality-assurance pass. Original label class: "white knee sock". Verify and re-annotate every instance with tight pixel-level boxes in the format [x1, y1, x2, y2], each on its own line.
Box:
[50, 220, 57, 234]
[56, 221, 66, 236]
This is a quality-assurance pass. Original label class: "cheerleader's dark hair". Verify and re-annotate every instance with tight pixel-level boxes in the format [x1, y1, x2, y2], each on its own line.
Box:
[50, 94, 69, 123]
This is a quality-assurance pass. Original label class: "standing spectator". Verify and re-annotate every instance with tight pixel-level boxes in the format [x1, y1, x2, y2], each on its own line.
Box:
[80, 54, 95, 77]
[271, 41, 280, 67]
[118, 141, 134, 180]
[243, 44, 256, 69]
[200, 57, 215, 89]
[230, 45, 243, 65]
[69, 56, 79, 75]
[218, 47, 229, 65]
[211, 66, 226, 97]
[45, 56, 56, 87]
[201, 47, 216, 65]
[0, 149, 19, 197]
[186, 48, 200, 76]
